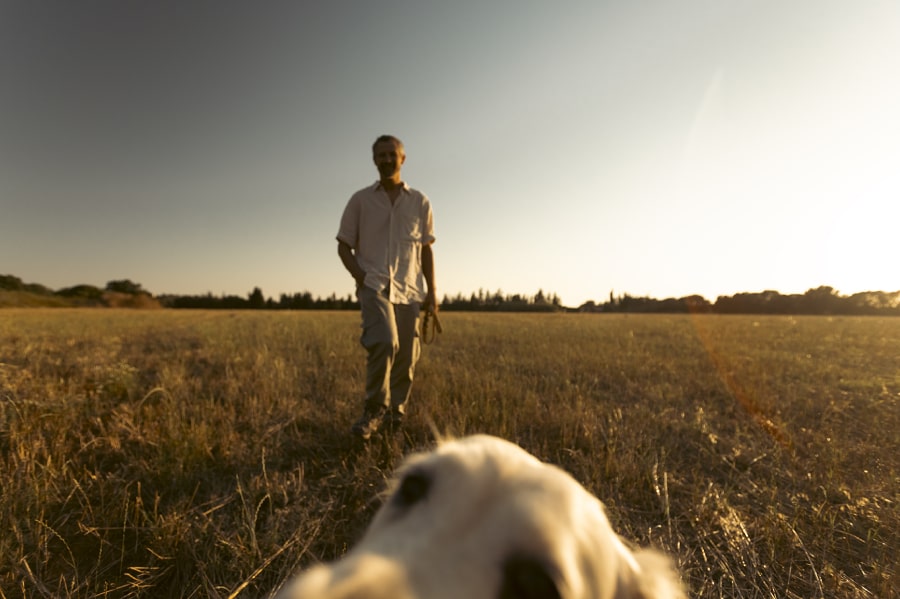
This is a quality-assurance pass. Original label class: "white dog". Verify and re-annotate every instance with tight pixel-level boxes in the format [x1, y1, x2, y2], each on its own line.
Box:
[277, 435, 685, 599]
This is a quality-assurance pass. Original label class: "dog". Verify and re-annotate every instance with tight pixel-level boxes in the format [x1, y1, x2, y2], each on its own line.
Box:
[277, 435, 685, 599]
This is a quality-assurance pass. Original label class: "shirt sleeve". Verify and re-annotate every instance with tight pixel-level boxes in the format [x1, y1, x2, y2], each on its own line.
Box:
[336, 194, 360, 247]
[422, 195, 436, 245]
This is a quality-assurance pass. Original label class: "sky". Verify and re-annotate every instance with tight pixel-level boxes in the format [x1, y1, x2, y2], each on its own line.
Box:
[2, 1, 898, 308]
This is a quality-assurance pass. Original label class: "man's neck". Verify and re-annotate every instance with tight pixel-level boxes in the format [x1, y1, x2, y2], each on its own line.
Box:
[380, 177, 403, 203]
[380, 176, 403, 189]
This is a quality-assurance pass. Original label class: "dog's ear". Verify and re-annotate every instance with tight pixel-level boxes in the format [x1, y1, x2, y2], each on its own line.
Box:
[498, 556, 561, 599]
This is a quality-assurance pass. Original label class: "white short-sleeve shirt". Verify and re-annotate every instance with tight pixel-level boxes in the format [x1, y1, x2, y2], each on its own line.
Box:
[337, 181, 435, 304]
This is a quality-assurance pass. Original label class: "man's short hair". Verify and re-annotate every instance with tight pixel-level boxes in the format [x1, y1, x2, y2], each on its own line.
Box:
[372, 135, 404, 156]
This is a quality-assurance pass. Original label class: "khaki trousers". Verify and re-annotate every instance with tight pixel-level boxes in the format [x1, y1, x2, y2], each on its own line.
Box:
[357, 286, 422, 415]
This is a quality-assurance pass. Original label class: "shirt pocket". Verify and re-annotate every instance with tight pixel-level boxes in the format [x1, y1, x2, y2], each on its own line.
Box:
[395, 211, 422, 242]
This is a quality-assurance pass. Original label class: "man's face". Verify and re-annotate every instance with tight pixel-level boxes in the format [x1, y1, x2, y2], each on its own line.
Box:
[373, 140, 405, 180]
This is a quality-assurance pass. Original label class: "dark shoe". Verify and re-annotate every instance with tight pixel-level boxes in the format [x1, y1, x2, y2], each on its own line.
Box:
[382, 410, 404, 431]
[351, 407, 385, 440]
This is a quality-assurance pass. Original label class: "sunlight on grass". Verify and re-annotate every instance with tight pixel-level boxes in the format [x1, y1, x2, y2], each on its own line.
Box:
[1, 309, 897, 597]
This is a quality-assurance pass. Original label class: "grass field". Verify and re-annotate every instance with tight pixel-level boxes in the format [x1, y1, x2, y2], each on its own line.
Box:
[1, 309, 897, 598]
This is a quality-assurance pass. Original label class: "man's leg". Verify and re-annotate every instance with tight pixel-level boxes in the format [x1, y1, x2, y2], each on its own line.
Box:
[388, 301, 422, 422]
[354, 287, 398, 438]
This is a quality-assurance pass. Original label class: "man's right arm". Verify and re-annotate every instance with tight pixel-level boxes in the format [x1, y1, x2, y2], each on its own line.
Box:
[338, 241, 366, 287]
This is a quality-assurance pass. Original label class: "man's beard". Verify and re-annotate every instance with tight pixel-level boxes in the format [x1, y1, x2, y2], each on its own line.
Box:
[378, 163, 399, 179]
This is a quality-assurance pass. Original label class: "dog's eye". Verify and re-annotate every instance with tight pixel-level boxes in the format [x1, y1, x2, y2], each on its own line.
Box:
[394, 471, 430, 507]
[498, 556, 561, 599]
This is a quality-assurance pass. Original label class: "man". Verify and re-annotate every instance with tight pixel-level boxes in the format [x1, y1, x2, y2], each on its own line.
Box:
[337, 135, 437, 439]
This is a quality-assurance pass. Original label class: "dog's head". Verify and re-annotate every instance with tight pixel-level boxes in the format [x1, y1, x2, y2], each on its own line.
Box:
[278, 435, 685, 599]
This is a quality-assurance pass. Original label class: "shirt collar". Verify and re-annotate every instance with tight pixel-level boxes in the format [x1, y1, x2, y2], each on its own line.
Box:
[374, 180, 410, 192]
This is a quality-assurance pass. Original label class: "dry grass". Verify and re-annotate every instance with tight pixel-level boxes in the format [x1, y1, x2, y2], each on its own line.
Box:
[0, 309, 897, 598]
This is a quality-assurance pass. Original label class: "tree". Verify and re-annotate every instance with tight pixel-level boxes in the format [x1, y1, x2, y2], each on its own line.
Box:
[106, 280, 145, 295]
[0, 275, 24, 290]
[248, 287, 265, 309]
[803, 286, 840, 314]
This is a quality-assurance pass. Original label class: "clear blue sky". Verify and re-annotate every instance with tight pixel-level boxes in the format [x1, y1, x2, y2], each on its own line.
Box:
[2, 1, 898, 307]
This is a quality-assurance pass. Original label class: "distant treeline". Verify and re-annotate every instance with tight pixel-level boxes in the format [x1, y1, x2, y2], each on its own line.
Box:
[0, 275, 161, 308]
[440, 289, 563, 312]
[158, 288, 564, 311]
[581, 286, 900, 316]
[159, 289, 360, 311]
[162, 285, 900, 316]
[2, 275, 898, 315]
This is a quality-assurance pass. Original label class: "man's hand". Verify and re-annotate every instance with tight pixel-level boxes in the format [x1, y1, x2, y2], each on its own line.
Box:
[424, 289, 438, 314]
[338, 241, 366, 288]
[420, 290, 442, 343]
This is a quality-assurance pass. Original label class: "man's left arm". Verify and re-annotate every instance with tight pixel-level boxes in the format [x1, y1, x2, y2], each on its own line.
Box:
[422, 243, 437, 313]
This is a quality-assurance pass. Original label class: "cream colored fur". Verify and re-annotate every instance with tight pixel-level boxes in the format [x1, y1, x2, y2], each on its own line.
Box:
[277, 435, 685, 599]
